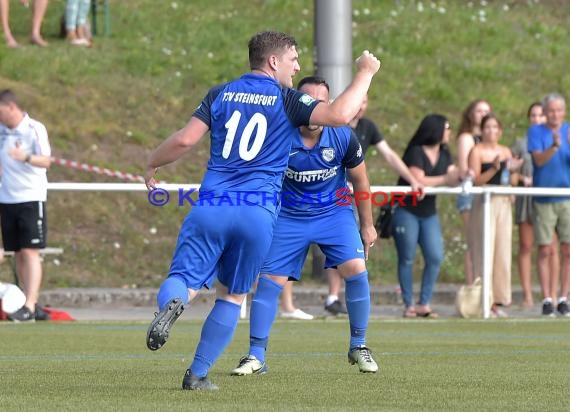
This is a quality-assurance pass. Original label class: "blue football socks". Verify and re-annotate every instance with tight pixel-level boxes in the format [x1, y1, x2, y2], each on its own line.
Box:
[345, 271, 370, 349]
[157, 274, 189, 310]
[190, 299, 241, 378]
[249, 276, 283, 362]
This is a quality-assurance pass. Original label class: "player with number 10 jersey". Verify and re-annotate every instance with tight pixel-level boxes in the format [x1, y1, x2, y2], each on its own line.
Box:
[171, 73, 318, 294]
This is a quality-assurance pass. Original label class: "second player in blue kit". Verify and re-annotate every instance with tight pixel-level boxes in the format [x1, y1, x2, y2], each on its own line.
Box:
[232, 75, 379, 377]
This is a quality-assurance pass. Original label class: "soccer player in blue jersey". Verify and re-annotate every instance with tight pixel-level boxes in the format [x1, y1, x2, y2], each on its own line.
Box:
[143, 31, 380, 390]
[231, 75, 379, 376]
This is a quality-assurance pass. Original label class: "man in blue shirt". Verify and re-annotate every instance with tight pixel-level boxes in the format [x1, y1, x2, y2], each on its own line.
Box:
[528, 92, 570, 317]
[144, 31, 381, 390]
[231, 76, 378, 377]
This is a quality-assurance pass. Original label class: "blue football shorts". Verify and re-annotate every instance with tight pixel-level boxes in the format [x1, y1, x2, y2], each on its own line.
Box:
[261, 207, 364, 280]
[168, 202, 276, 294]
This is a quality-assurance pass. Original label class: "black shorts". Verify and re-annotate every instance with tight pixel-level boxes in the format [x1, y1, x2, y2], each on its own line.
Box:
[0, 201, 47, 251]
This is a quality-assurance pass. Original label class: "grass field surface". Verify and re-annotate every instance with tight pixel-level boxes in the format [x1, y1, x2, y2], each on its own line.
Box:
[0, 319, 568, 411]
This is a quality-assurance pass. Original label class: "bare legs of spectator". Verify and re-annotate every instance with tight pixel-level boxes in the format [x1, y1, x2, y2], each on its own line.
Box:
[324, 268, 348, 315]
[15, 248, 43, 312]
[280, 281, 313, 320]
[1, 0, 48, 47]
[0, 0, 18, 47]
[538, 240, 566, 306]
[30, 0, 48, 47]
[547, 233, 561, 302]
[559, 243, 570, 301]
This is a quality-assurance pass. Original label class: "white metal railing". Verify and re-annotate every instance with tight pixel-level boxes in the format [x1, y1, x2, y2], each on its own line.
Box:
[46, 182, 570, 319]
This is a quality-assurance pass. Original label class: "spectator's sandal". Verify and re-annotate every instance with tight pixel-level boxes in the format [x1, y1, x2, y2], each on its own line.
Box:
[416, 311, 439, 318]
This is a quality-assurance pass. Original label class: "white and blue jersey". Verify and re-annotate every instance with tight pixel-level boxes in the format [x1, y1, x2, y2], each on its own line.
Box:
[281, 126, 363, 217]
[170, 73, 319, 294]
[261, 127, 366, 280]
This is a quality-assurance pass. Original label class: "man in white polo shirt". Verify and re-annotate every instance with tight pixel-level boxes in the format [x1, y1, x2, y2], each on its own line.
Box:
[0, 89, 51, 322]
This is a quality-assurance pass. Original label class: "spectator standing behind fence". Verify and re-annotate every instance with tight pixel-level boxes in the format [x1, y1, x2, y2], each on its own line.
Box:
[65, 0, 90, 46]
[0, 89, 52, 322]
[511, 102, 559, 308]
[0, 0, 49, 47]
[455, 100, 492, 286]
[393, 114, 462, 318]
[528, 93, 570, 317]
[468, 113, 523, 318]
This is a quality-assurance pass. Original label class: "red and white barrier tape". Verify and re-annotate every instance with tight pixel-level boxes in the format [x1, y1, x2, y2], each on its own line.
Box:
[51, 157, 151, 183]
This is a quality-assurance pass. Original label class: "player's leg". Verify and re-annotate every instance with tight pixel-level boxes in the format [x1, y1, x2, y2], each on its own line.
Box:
[319, 209, 377, 373]
[231, 274, 286, 376]
[232, 214, 309, 375]
[183, 205, 275, 390]
[146, 207, 222, 351]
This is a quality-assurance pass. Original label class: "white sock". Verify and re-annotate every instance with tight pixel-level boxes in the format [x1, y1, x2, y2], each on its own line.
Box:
[326, 295, 338, 306]
[543, 297, 553, 304]
[558, 297, 567, 304]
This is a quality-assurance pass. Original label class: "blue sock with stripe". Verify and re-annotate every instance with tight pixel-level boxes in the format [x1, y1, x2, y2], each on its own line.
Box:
[157, 274, 188, 310]
[249, 276, 283, 362]
[345, 271, 370, 349]
[190, 299, 241, 378]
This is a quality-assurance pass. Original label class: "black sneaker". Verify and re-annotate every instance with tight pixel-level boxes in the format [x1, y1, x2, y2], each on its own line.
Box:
[8, 306, 35, 323]
[182, 369, 219, 391]
[557, 301, 569, 317]
[324, 300, 348, 315]
[542, 301, 555, 317]
[35, 306, 51, 321]
[146, 298, 185, 351]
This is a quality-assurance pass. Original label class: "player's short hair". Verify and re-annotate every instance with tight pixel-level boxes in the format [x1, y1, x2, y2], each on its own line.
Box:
[0, 89, 18, 107]
[296, 76, 330, 91]
[248, 31, 297, 70]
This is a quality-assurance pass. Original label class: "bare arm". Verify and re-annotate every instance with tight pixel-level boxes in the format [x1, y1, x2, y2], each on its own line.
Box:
[376, 140, 423, 193]
[309, 51, 380, 126]
[531, 128, 562, 167]
[347, 162, 377, 260]
[531, 146, 559, 167]
[145, 117, 209, 189]
[409, 165, 459, 187]
[456, 134, 475, 176]
[8, 147, 51, 168]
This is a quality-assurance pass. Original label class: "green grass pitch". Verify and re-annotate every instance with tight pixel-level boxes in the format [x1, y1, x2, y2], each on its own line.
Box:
[0, 319, 568, 411]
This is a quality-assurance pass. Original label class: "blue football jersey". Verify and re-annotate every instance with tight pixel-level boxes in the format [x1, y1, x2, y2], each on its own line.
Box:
[281, 126, 364, 217]
[193, 74, 318, 202]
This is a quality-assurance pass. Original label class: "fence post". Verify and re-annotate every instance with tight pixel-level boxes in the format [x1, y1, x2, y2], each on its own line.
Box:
[482, 191, 492, 319]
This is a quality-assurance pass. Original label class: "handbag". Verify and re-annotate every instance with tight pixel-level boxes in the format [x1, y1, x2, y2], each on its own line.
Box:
[375, 203, 396, 239]
[455, 277, 486, 318]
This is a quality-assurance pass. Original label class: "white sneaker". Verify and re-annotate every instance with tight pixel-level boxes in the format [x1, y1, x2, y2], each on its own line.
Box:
[280, 308, 314, 320]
